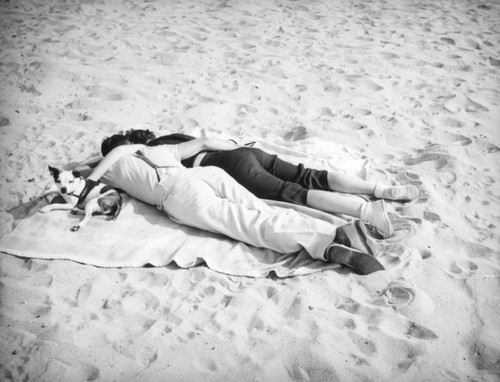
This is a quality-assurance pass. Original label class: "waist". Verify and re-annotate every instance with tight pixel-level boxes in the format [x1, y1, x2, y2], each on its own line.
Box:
[155, 166, 182, 180]
[154, 173, 179, 211]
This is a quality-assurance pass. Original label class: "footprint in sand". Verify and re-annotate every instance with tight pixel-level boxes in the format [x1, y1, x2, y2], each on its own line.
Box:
[75, 282, 92, 306]
[389, 213, 420, 237]
[445, 260, 478, 279]
[295, 84, 308, 92]
[423, 211, 441, 223]
[266, 286, 280, 304]
[379, 316, 438, 341]
[380, 280, 435, 316]
[382, 281, 415, 306]
[120, 289, 160, 314]
[379, 52, 399, 60]
[344, 75, 384, 91]
[283, 125, 308, 142]
[444, 94, 489, 113]
[403, 151, 451, 170]
[285, 296, 304, 321]
[2, 259, 53, 288]
[220, 294, 233, 308]
[65, 111, 92, 122]
[394, 171, 424, 202]
[397, 343, 425, 372]
[43, 358, 101, 382]
[1, 283, 52, 322]
[323, 82, 341, 95]
[442, 132, 472, 146]
[247, 313, 266, 333]
[396, 171, 421, 183]
[349, 332, 377, 356]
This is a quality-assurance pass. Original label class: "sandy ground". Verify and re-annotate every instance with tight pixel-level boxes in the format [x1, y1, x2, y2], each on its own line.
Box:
[1, 0, 499, 380]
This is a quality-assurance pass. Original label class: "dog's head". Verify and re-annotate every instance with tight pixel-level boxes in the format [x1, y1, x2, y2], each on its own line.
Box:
[48, 166, 81, 195]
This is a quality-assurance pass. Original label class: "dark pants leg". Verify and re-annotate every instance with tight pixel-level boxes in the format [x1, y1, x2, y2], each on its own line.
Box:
[252, 148, 329, 190]
[200, 148, 329, 205]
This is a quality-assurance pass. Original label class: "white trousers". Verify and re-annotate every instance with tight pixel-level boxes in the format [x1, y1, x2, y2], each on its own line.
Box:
[155, 167, 337, 261]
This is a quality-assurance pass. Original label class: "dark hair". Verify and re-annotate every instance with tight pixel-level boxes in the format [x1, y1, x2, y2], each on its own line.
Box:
[147, 133, 196, 146]
[101, 135, 132, 156]
[124, 129, 156, 144]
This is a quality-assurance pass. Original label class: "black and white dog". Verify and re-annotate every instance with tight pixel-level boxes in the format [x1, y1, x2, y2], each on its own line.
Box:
[40, 166, 123, 232]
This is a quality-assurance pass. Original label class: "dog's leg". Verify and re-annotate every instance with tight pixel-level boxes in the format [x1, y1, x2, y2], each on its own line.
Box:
[39, 185, 60, 203]
[70, 201, 98, 232]
[39, 203, 74, 213]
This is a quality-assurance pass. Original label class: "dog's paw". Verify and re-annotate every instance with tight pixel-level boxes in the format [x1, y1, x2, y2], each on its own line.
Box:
[70, 225, 81, 232]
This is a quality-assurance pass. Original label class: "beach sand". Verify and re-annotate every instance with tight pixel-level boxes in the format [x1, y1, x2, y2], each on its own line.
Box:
[1, 0, 499, 380]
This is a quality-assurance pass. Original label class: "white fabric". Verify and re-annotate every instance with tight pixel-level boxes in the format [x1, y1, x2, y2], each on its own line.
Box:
[138, 145, 183, 168]
[0, 196, 344, 277]
[102, 155, 158, 205]
[101, 145, 183, 205]
[103, 150, 338, 261]
[156, 166, 337, 260]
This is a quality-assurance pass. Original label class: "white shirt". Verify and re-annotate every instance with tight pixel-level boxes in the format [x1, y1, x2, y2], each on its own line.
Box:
[102, 145, 184, 205]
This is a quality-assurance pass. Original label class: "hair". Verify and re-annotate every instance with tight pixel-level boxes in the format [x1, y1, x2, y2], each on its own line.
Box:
[101, 131, 197, 156]
[147, 133, 196, 146]
[124, 129, 156, 144]
[101, 134, 132, 156]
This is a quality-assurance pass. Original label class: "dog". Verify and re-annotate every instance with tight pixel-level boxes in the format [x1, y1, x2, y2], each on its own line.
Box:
[40, 166, 123, 232]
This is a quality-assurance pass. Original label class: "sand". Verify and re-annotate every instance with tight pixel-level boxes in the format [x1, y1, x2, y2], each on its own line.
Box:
[1, 0, 499, 380]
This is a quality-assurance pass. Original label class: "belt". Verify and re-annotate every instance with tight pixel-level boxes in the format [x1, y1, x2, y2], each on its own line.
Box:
[192, 152, 207, 167]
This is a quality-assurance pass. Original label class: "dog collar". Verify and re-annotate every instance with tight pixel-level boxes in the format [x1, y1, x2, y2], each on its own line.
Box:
[75, 179, 100, 209]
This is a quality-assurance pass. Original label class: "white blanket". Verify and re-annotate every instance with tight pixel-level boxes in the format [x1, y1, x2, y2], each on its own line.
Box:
[0, 195, 347, 277]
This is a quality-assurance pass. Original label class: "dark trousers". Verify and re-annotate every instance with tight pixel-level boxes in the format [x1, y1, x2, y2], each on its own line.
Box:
[199, 147, 329, 205]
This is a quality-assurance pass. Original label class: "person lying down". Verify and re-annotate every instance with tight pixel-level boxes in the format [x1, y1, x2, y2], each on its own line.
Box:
[96, 129, 419, 237]
[77, 131, 419, 275]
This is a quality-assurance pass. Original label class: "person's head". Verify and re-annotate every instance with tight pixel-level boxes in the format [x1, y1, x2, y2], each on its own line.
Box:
[101, 134, 132, 156]
[124, 129, 156, 144]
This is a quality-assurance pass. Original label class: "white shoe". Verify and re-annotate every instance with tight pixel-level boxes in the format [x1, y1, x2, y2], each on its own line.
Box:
[374, 184, 419, 201]
[360, 200, 393, 238]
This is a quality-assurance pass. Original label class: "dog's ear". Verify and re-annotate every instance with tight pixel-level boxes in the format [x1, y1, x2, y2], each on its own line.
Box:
[72, 170, 81, 178]
[48, 166, 60, 179]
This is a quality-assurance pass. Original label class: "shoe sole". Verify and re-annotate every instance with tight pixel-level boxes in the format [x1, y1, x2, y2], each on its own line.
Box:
[327, 243, 384, 275]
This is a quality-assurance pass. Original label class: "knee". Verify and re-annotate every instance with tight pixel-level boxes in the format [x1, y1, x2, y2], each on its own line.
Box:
[281, 183, 308, 205]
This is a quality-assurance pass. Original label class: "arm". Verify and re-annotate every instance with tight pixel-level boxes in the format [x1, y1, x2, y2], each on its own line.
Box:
[176, 137, 238, 160]
[71, 155, 103, 178]
[87, 144, 145, 182]
[80, 154, 103, 167]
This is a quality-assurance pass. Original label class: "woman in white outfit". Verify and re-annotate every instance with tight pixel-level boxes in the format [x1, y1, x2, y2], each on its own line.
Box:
[88, 136, 385, 275]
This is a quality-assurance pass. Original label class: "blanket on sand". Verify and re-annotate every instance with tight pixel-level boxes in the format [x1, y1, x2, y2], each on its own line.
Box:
[0, 196, 347, 277]
[0, 139, 369, 277]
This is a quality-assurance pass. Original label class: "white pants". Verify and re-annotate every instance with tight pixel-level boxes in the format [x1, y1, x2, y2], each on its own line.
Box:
[155, 167, 337, 261]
